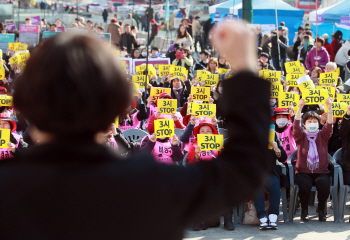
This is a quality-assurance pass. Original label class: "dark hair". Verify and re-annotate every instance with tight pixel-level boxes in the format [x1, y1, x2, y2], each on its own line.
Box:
[25, 17, 31, 21]
[177, 24, 189, 39]
[180, 47, 191, 57]
[287, 86, 301, 94]
[334, 30, 342, 40]
[298, 26, 304, 32]
[280, 22, 285, 26]
[1, 27, 8, 33]
[124, 24, 130, 28]
[302, 111, 320, 125]
[87, 20, 92, 23]
[174, 43, 180, 50]
[97, 26, 104, 31]
[13, 33, 131, 139]
[50, 23, 57, 27]
[195, 16, 200, 20]
[131, 26, 136, 30]
[316, 37, 325, 46]
[311, 67, 322, 77]
[305, 30, 312, 37]
[151, 47, 159, 52]
[305, 23, 310, 27]
[130, 48, 140, 59]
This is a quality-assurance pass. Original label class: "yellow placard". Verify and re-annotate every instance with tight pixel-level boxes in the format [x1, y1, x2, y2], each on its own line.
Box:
[288, 67, 305, 74]
[157, 99, 177, 114]
[136, 64, 156, 76]
[0, 128, 11, 149]
[132, 75, 149, 88]
[325, 102, 348, 118]
[169, 65, 186, 80]
[192, 103, 216, 118]
[14, 43, 28, 51]
[150, 87, 171, 101]
[154, 119, 174, 138]
[337, 94, 350, 105]
[191, 86, 210, 102]
[259, 69, 270, 79]
[270, 84, 283, 98]
[197, 70, 210, 79]
[187, 102, 193, 115]
[298, 79, 315, 91]
[319, 72, 338, 85]
[120, 61, 127, 72]
[197, 134, 224, 151]
[284, 61, 301, 73]
[0, 68, 4, 80]
[316, 86, 335, 100]
[9, 43, 15, 51]
[219, 68, 229, 74]
[268, 130, 275, 149]
[114, 116, 119, 128]
[332, 68, 340, 76]
[202, 74, 219, 87]
[278, 92, 300, 112]
[18, 52, 30, 65]
[286, 74, 303, 86]
[302, 89, 328, 105]
[159, 64, 170, 77]
[9, 54, 20, 65]
[0, 95, 12, 106]
[132, 83, 139, 96]
[265, 71, 281, 84]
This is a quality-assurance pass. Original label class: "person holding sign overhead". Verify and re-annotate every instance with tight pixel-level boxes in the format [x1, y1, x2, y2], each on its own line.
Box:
[172, 47, 194, 78]
[0, 21, 273, 239]
[324, 62, 344, 93]
[293, 97, 333, 222]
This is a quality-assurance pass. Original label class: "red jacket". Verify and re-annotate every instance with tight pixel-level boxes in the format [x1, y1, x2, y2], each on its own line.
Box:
[331, 38, 340, 58]
[324, 43, 334, 62]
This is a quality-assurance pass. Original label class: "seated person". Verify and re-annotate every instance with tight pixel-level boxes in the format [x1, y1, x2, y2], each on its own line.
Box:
[340, 103, 350, 186]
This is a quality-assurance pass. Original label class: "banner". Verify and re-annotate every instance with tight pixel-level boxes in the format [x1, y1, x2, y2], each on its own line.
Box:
[197, 134, 224, 151]
[302, 89, 328, 105]
[157, 99, 177, 114]
[0, 129, 10, 149]
[42, 31, 60, 39]
[192, 103, 216, 118]
[31, 16, 41, 25]
[154, 119, 174, 138]
[4, 23, 16, 32]
[191, 87, 210, 102]
[150, 87, 171, 101]
[0, 34, 15, 52]
[19, 25, 40, 46]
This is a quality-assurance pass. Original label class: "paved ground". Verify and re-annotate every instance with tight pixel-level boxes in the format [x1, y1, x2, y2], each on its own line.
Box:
[183, 197, 350, 240]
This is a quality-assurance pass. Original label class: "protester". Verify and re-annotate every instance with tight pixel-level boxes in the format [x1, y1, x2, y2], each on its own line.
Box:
[172, 47, 194, 76]
[193, 50, 210, 70]
[130, 48, 141, 59]
[181, 18, 193, 38]
[260, 34, 272, 58]
[293, 30, 304, 61]
[149, 19, 159, 47]
[166, 43, 180, 63]
[132, 11, 140, 27]
[145, 3, 154, 22]
[305, 37, 330, 72]
[218, 55, 230, 70]
[293, 98, 333, 222]
[107, 18, 121, 48]
[259, 52, 275, 70]
[298, 35, 314, 66]
[271, 27, 287, 72]
[340, 103, 350, 186]
[192, 16, 202, 52]
[141, 12, 148, 32]
[335, 38, 350, 81]
[119, 24, 139, 54]
[102, 8, 108, 23]
[86, 20, 95, 32]
[25, 17, 32, 25]
[206, 57, 220, 74]
[124, 13, 137, 29]
[174, 24, 193, 48]
[331, 30, 343, 57]
[293, 26, 304, 44]
[280, 22, 289, 46]
[140, 48, 148, 58]
[163, 75, 191, 108]
[324, 62, 344, 92]
[322, 34, 334, 62]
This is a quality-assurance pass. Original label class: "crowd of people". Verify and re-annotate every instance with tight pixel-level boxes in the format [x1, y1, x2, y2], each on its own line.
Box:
[0, 14, 350, 237]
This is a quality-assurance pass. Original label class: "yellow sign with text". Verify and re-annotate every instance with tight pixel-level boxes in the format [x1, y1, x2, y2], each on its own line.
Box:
[278, 92, 300, 112]
[132, 75, 149, 88]
[284, 61, 301, 73]
[14, 43, 28, 51]
[0, 68, 4, 80]
[114, 116, 119, 128]
[288, 67, 305, 74]
[0, 95, 13, 107]
[319, 72, 338, 85]
[157, 99, 177, 114]
[150, 87, 171, 101]
[0, 128, 10, 149]
[187, 102, 193, 115]
[259, 69, 270, 79]
[265, 71, 281, 84]
[192, 103, 216, 118]
[268, 130, 275, 149]
[202, 74, 219, 87]
[302, 89, 328, 105]
[286, 74, 303, 86]
[197, 134, 224, 151]
[298, 79, 315, 91]
[18, 52, 30, 65]
[159, 64, 170, 77]
[191, 87, 210, 102]
[136, 64, 157, 76]
[270, 84, 283, 98]
[9, 54, 20, 65]
[219, 68, 229, 74]
[197, 70, 210, 79]
[337, 94, 350, 105]
[316, 86, 335, 100]
[325, 102, 348, 118]
[333, 68, 340, 76]
[8, 43, 15, 51]
[154, 119, 174, 138]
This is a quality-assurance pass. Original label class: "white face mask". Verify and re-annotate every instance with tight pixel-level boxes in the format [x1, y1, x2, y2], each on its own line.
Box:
[306, 122, 319, 133]
[218, 87, 223, 94]
[154, 51, 158, 55]
[291, 91, 300, 95]
[276, 118, 288, 127]
[142, 52, 147, 57]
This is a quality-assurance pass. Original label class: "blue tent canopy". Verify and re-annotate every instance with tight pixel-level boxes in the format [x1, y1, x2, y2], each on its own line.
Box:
[319, 0, 350, 23]
[211, 0, 304, 44]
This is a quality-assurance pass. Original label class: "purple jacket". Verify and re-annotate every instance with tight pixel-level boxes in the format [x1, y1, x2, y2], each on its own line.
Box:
[305, 46, 330, 72]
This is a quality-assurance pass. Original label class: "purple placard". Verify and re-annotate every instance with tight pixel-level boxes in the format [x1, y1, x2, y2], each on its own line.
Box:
[4, 23, 16, 32]
[317, 14, 325, 23]
[340, 16, 350, 26]
[31, 16, 41, 25]
[56, 26, 65, 32]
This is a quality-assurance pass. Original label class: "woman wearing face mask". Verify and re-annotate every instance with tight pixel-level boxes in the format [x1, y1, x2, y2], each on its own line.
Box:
[287, 86, 301, 96]
[140, 48, 148, 58]
[293, 97, 333, 222]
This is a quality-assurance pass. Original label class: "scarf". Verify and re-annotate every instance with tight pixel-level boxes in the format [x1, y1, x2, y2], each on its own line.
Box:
[305, 130, 320, 172]
[172, 87, 183, 107]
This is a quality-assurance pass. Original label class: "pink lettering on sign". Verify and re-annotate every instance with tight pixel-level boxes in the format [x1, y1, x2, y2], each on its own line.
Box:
[19, 25, 40, 33]
[5, 23, 16, 32]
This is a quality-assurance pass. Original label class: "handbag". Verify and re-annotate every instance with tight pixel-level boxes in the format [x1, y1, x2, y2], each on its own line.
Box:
[243, 200, 260, 225]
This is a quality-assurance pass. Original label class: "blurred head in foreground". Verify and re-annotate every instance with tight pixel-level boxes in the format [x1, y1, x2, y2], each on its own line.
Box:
[13, 33, 132, 141]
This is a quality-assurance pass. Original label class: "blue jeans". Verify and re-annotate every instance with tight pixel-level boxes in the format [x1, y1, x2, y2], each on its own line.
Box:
[272, 56, 286, 72]
[253, 174, 281, 219]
